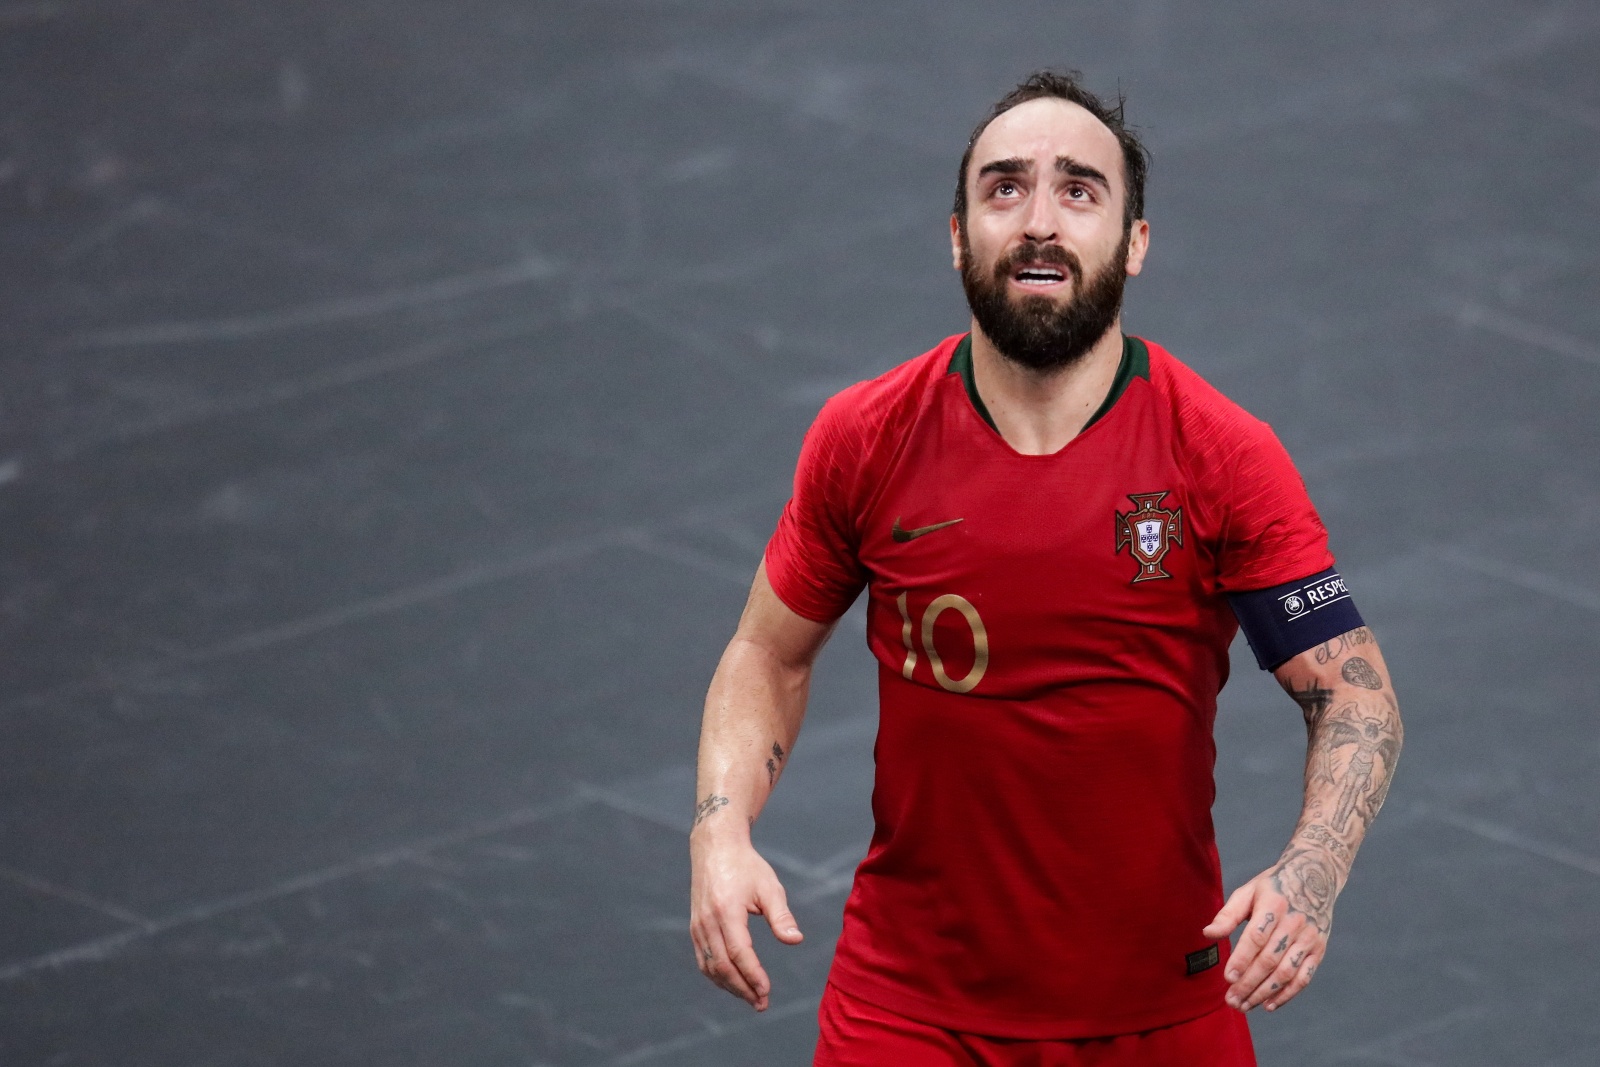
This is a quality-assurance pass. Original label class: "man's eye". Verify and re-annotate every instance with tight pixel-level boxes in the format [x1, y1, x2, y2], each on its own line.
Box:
[995, 181, 1019, 196]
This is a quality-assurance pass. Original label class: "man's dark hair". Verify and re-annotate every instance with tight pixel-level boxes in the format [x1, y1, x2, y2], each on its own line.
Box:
[953, 70, 1150, 232]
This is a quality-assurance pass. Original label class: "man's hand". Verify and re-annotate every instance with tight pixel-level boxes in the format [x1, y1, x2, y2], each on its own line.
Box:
[689, 830, 804, 1011]
[1203, 846, 1339, 1013]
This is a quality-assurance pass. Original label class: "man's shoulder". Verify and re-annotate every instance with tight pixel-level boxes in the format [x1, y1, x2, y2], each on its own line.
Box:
[812, 333, 964, 438]
[1140, 337, 1276, 447]
[1137, 337, 1305, 506]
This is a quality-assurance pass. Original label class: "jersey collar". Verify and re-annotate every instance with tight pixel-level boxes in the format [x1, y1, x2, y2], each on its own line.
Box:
[947, 332, 1150, 434]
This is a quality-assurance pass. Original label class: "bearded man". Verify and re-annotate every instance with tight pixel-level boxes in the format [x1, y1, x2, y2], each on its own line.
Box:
[689, 70, 1403, 1066]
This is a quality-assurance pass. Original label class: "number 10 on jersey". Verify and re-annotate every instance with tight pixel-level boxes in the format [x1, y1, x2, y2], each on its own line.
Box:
[896, 592, 989, 694]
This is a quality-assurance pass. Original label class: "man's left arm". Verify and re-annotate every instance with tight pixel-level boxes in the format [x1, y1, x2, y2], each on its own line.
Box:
[1203, 624, 1404, 1012]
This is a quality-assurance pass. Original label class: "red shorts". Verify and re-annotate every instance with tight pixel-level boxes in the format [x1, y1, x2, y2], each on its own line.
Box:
[815, 983, 1256, 1067]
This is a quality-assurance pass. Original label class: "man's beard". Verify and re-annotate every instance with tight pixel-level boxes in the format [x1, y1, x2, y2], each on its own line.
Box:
[960, 232, 1128, 373]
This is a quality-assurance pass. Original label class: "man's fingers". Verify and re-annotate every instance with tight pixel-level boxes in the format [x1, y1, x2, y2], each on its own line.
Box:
[1222, 911, 1274, 985]
[757, 879, 804, 945]
[697, 927, 752, 1004]
[1228, 917, 1289, 1005]
[691, 917, 714, 976]
[717, 906, 773, 1010]
[1237, 922, 1310, 1010]
[698, 912, 762, 1006]
[1263, 944, 1322, 1012]
[1252, 940, 1311, 1012]
[1202, 881, 1256, 940]
[1223, 891, 1287, 1001]
[692, 929, 717, 983]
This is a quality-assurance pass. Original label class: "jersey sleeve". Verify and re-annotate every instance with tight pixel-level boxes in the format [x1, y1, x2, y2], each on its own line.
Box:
[1204, 416, 1334, 593]
[763, 391, 871, 622]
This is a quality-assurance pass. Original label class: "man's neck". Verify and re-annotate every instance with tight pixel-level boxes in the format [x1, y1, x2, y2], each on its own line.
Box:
[968, 319, 1125, 455]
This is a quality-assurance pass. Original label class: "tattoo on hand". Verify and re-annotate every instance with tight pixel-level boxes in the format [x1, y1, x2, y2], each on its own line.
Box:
[1341, 657, 1384, 690]
[1313, 626, 1371, 665]
[1275, 935, 1288, 954]
[1270, 847, 1338, 934]
[1290, 950, 1304, 967]
[693, 793, 729, 828]
[1258, 912, 1275, 933]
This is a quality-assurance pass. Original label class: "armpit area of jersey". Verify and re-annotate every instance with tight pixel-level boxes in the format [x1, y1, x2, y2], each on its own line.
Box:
[1228, 567, 1365, 670]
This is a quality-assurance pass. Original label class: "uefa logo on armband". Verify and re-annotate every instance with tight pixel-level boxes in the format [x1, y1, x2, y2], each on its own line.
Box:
[1282, 593, 1307, 618]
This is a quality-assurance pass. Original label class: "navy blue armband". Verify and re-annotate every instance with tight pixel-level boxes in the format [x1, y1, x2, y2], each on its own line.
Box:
[1228, 568, 1365, 670]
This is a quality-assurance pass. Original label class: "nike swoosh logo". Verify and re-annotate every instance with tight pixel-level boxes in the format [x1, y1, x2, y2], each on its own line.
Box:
[891, 517, 964, 542]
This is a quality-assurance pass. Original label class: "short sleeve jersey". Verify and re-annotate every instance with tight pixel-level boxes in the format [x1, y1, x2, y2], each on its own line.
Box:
[764, 333, 1333, 1039]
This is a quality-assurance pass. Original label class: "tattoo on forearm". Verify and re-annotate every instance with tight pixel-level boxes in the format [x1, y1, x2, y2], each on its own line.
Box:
[1269, 847, 1338, 933]
[693, 793, 729, 828]
[1361, 772, 1393, 825]
[1341, 657, 1384, 690]
[1312, 626, 1371, 665]
[1296, 823, 1352, 865]
[1274, 630, 1400, 953]
[765, 742, 786, 787]
[1290, 681, 1335, 728]
[1305, 702, 1354, 787]
[1309, 701, 1402, 833]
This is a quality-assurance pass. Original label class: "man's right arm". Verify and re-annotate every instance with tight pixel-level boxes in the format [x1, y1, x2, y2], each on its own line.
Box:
[690, 560, 836, 1012]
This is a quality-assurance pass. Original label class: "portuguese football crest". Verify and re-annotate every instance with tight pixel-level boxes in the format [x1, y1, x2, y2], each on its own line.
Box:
[1114, 491, 1184, 583]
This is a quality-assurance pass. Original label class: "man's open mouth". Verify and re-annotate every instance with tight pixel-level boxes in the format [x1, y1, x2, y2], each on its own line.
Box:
[1013, 266, 1067, 286]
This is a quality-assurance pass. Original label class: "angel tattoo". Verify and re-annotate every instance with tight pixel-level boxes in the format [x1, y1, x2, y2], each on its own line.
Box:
[1310, 703, 1401, 833]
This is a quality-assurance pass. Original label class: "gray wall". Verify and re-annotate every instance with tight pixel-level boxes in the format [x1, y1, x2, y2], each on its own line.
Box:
[1, 2, 1596, 1064]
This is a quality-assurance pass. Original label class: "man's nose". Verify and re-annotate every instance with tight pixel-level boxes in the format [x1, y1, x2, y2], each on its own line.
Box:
[1022, 189, 1058, 243]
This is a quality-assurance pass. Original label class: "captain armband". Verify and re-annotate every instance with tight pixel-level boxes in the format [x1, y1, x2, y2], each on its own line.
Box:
[1227, 567, 1365, 671]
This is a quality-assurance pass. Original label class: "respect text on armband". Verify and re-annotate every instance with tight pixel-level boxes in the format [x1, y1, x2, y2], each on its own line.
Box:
[1278, 572, 1351, 623]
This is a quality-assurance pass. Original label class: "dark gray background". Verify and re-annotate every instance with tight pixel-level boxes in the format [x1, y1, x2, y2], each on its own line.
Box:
[1, 2, 1596, 1064]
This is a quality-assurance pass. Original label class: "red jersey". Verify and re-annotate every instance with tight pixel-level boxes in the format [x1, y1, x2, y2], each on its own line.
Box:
[764, 333, 1333, 1039]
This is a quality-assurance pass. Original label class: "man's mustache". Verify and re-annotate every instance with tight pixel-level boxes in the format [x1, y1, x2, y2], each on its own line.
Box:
[995, 242, 1081, 278]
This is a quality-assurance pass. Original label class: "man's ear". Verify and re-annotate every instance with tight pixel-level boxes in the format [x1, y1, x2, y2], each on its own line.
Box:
[1125, 218, 1150, 277]
[949, 214, 964, 273]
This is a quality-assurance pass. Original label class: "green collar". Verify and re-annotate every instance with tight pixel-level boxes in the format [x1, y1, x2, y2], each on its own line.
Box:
[947, 333, 1150, 434]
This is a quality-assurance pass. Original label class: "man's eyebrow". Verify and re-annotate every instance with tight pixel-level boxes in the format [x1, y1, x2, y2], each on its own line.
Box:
[976, 157, 1029, 180]
[1056, 155, 1110, 188]
[975, 156, 1111, 190]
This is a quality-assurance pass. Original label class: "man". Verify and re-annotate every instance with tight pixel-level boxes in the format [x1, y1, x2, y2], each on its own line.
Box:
[689, 71, 1402, 1066]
